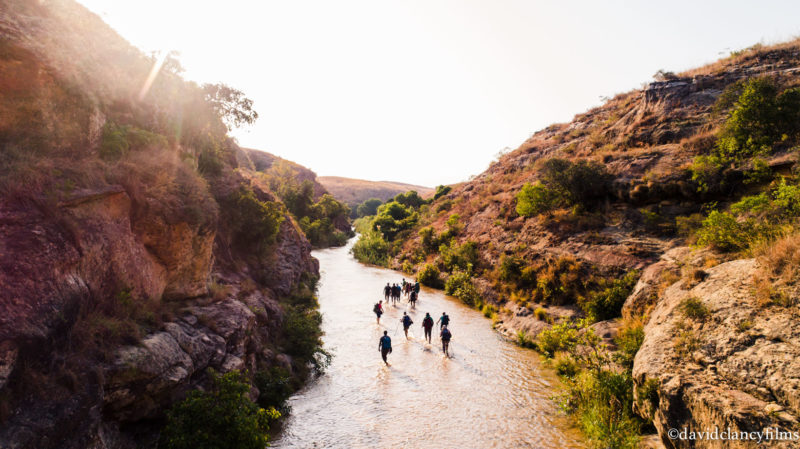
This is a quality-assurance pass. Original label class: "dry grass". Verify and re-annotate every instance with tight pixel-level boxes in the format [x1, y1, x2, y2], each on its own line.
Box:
[679, 128, 718, 155]
[680, 38, 800, 78]
[751, 233, 800, 306]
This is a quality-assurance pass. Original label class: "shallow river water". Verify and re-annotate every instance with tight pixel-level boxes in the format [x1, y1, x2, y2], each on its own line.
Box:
[271, 239, 585, 448]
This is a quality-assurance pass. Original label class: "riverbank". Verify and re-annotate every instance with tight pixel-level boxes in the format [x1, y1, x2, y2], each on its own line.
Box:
[271, 239, 586, 448]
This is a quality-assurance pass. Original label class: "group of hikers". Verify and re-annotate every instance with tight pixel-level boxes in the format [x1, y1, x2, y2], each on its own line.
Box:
[374, 279, 453, 365]
[383, 278, 420, 306]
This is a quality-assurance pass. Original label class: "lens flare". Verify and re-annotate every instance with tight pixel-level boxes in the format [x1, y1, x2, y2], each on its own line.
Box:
[137, 51, 168, 101]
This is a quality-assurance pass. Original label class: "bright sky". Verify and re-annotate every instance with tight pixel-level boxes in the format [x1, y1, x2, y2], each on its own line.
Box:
[78, 0, 800, 187]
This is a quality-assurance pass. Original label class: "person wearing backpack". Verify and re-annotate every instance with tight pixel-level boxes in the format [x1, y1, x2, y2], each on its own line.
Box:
[409, 291, 418, 308]
[373, 300, 384, 324]
[421, 313, 434, 343]
[400, 312, 414, 338]
[437, 312, 450, 329]
[440, 325, 452, 357]
[378, 330, 392, 365]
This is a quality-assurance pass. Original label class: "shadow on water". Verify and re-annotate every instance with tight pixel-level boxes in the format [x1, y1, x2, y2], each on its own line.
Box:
[271, 238, 585, 449]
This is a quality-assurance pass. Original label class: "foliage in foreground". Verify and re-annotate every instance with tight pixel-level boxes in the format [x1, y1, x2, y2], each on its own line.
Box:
[162, 370, 280, 449]
[538, 319, 648, 449]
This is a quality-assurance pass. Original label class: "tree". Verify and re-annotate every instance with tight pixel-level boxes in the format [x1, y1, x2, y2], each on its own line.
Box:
[433, 185, 452, 200]
[394, 190, 426, 209]
[516, 182, 559, 217]
[356, 198, 382, 217]
[162, 370, 279, 449]
[202, 83, 259, 131]
[538, 158, 612, 206]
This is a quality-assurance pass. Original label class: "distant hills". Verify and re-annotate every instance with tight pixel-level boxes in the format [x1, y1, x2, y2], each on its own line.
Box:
[317, 176, 434, 207]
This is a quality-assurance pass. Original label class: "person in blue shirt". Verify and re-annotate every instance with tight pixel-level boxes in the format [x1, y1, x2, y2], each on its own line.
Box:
[437, 312, 450, 329]
[400, 312, 414, 338]
[378, 331, 392, 365]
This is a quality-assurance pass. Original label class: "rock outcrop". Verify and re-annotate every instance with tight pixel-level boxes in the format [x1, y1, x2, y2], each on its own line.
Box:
[632, 255, 800, 448]
[0, 1, 324, 447]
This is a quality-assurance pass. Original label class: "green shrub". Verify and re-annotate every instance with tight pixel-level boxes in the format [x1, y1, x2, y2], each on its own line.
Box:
[744, 158, 772, 184]
[688, 154, 728, 193]
[613, 321, 645, 371]
[282, 307, 329, 371]
[579, 270, 639, 322]
[537, 158, 613, 206]
[394, 190, 426, 209]
[773, 177, 800, 217]
[355, 198, 382, 218]
[99, 122, 129, 160]
[372, 201, 418, 241]
[553, 352, 579, 378]
[534, 307, 548, 321]
[433, 184, 452, 200]
[419, 227, 438, 253]
[417, 263, 443, 288]
[254, 366, 294, 413]
[444, 271, 481, 306]
[715, 77, 800, 160]
[536, 320, 580, 357]
[351, 231, 391, 266]
[730, 192, 772, 216]
[161, 370, 280, 449]
[445, 213, 463, 235]
[561, 370, 642, 449]
[680, 297, 709, 320]
[481, 303, 497, 318]
[696, 210, 750, 252]
[516, 182, 559, 217]
[439, 240, 479, 273]
[224, 187, 284, 253]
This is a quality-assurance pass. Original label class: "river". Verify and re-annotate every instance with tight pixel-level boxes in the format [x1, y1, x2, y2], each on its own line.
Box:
[271, 239, 585, 448]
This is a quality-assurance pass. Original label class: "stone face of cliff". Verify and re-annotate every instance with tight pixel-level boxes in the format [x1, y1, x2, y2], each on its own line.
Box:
[632, 254, 800, 448]
[0, 1, 325, 447]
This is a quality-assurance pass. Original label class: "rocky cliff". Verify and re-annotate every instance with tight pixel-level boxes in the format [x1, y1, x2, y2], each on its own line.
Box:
[375, 39, 800, 448]
[0, 1, 324, 447]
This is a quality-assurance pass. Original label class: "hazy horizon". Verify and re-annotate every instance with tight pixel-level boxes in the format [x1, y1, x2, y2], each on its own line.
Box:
[77, 0, 800, 187]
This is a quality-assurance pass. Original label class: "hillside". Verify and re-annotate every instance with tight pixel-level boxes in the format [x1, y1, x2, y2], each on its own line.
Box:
[317, 175, 434, 207]
[0, 1, 334, 447]
[353, 39, 800, 448]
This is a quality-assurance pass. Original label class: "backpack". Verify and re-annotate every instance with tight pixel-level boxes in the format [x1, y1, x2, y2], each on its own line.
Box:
[441, 329, 451, 340]
[423, 317, 434, 327]
[373, 303, 381, 313]
[403, 316, 413, 326]
[441, 315, 450, 325]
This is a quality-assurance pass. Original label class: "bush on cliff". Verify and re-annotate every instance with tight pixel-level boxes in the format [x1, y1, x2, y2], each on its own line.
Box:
[223, 187, 284, 253]
[516, 181, 559, 217]
[578, 270, 639, 322]
[418, 263, 443, 288]
[444, 271, 481, 306]
[162, 370, 280, 449]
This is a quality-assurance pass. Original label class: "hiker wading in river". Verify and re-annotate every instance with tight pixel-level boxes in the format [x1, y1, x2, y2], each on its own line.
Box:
[440, 325, 452, 357]
[401, 312, 413, 338]
[379, 330, 392, 365]
[421, 313, 434, 343]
